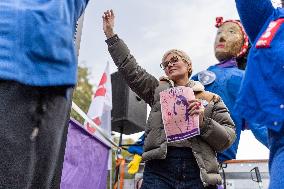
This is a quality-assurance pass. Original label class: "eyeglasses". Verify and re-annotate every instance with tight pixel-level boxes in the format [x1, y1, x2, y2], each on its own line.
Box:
[160, 56, 180, 70]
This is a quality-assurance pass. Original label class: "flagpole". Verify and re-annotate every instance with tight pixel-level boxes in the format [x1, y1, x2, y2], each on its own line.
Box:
[109, 154, 113, 189]
[72, 101, 119, 148]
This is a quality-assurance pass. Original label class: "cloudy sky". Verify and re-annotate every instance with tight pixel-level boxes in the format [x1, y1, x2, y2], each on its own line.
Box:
[79, 0, 240, 83]
[76, 1, 283, 159]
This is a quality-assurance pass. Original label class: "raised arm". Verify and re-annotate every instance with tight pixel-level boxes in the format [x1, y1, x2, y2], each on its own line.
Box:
[103, 10, 159, 105]
[235, 0, 274, 43]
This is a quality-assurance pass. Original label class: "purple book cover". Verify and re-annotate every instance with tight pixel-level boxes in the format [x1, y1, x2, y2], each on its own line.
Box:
[160, 87, 200, 142]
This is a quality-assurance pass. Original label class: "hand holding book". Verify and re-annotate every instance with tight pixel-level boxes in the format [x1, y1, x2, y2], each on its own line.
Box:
[188, 99, 205, 128]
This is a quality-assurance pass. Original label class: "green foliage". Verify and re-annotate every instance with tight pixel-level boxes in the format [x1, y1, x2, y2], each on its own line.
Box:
[71, 66, 93, 124]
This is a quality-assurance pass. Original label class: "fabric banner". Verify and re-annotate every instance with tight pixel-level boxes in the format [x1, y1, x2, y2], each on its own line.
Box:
[84, 61, 112, 147]
[160, 86, 200, 142]
[61, 119, 110, 189]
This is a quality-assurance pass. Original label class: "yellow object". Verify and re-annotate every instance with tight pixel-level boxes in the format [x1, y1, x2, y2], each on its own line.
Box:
[127, 154, 142, 175]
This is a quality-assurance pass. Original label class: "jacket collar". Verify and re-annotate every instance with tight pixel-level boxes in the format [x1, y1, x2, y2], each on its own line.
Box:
[159, 76, 205, 92]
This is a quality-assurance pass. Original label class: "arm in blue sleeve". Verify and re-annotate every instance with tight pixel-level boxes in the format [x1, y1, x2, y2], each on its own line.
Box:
[127, 133, 145, 155]
[235, 0, 274, 43]
[249, 123, 269, 148]
[191, 73, 198, 81]
[76, 0, 90, 18]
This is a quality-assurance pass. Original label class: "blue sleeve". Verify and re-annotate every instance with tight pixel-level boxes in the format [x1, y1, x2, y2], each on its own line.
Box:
[191, 73, 198, 81]
[235, 0, 274, 44]
[249, 123, 269, 148]
[127, 133, 145, 155]
[76, 0, 89, 19]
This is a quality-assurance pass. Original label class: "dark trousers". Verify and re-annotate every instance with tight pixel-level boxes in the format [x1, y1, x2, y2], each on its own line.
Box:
[0, 80, 73, 189]
[141, 147, 217, 189]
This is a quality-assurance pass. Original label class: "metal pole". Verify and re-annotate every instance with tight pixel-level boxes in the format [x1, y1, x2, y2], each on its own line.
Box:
[282, 0, 284, 7]
[71, 101, 120, 148]
[75, 14, 85, 56]
[109, 153, 113, 189]
[119, 126, 124, 147]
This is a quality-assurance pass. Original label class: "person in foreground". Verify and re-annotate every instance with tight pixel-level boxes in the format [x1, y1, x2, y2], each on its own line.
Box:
[0, 1, 89, 188]
[234, 0, 284, 188]
[192, 17, 268, 162]
[103, 9, 236, 189]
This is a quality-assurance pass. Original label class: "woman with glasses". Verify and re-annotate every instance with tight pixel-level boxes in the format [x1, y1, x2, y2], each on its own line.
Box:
[103, 10, 236, 189]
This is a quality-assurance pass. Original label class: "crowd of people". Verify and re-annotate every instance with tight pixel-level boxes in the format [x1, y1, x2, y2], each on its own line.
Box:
[0, 0, 283, 189]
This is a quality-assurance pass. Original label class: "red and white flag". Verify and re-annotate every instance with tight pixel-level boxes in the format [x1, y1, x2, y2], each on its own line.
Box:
[84, 62, 112, 144]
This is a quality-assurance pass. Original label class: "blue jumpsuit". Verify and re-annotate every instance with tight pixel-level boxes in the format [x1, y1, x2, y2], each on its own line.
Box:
[235, 0, 284, 188]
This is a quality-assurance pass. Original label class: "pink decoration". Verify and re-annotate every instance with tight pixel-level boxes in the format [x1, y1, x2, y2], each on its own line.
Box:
[160, 87, 200, 143]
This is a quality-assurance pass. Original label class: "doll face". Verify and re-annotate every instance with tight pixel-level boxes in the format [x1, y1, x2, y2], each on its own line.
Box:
[214, 22, 244, 61]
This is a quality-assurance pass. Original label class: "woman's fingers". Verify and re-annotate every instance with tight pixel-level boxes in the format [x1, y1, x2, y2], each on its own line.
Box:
[188, 99, 199, 104]
[110, 9, 115, 18]
[188, 102, 195, 109]
[104, 10, 114, 18]
[103, 10, 115, 22]
[103, 11, 110, 18]
[102, 9, 115, 38]
[189, 108, 204, 116]
[102, 12, 107, 20]
[189, 101, 204, 116]
[188, 100, 199, 110]
[189, 109, 200, 116]
[188, 100, 202, 111]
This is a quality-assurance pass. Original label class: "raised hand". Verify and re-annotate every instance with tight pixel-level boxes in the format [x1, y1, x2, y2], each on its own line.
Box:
[102, 9, 115, 39]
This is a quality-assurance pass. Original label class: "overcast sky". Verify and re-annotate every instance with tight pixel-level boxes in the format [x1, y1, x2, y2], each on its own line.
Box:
[77, 1, 283, 159]
[79, 0, 240, 83]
